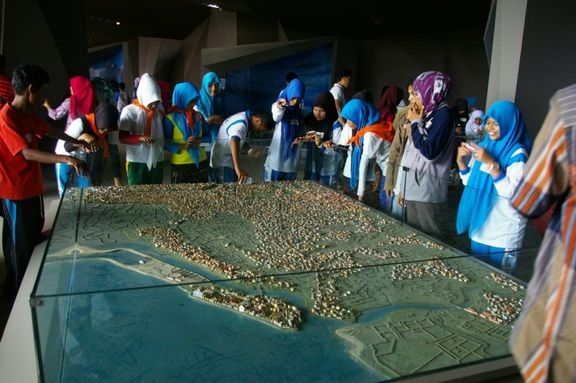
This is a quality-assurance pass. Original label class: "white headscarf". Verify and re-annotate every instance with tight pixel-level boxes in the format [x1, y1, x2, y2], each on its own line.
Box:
[136, 73, 161, 107]
[465, 109, 484, 140]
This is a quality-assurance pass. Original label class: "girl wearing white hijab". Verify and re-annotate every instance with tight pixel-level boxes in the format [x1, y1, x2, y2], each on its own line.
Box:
[465, 109, 484, 144]
[119, 73, 165, 185]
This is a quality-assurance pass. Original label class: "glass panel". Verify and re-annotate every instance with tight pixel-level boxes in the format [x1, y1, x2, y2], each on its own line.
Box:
[32, 255, 525, 382]
[31, 142, 543, 381]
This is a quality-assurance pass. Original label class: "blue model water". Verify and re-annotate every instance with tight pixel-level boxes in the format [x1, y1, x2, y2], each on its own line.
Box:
[38, 259, 382, 383]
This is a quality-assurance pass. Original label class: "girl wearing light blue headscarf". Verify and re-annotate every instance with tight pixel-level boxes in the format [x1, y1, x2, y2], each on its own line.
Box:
[195, 72, 223, 143]
[456, 100, 532, 272]
[340, 99, 381, 197]
[264, 78, 306, 181]
[164, 82, 208, 183]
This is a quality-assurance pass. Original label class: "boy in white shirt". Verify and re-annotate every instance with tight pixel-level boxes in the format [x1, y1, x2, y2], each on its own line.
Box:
[210, 110, 269, 183]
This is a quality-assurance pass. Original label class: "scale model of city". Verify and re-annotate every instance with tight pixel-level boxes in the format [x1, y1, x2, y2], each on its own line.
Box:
[48, 181, 525, 380]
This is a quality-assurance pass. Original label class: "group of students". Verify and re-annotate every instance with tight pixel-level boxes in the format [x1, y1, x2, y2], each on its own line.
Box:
[0, 61, 575, 382]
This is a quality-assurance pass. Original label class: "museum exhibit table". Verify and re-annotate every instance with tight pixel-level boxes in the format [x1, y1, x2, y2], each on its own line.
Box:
[28, 181, 528, 382]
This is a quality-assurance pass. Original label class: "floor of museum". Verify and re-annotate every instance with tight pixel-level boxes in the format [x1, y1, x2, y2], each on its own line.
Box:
[0, 155, 533, 382]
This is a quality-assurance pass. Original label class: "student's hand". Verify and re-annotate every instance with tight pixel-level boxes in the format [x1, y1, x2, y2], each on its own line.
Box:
[397, 193, 405, 208]
[42, 98, 51, 109]
[322, 140, 334, 149]
[78, 139, 99, 153]
[472, 145, 493, 164]
[277, 99, 287, 109]
[358, 195, 364, 202]
[292, 137, 304, 147]
[407, 103, 423, 123]
[236, 168, 249, 184]
[185, 137, 201, 148]
[385, 188, 394, 198]
[207, 115, 224, 125]
[457, 142, 474, 169]
[65, 156, 89, 177]
[314, 135, 322, 147]
[139, 135, 155, 144]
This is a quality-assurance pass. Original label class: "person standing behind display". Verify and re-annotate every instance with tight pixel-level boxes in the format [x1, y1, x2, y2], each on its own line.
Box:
[465, 109, 484, 144]
[0, 54, 14, 108]
[303, 91, 338, 182]
[508, 83, 576, 383]
[456, 101, 531, 272]
[55, 102, 121, 195]
[195, 72, 224, 144]
[398, 71, 455, 240]
[210, 110, 269, 184]
[115, 82, 129, 113]
[278, 72, 298, 100]
[163, 82, 208, 184]
[373, 85, 403, 209]
[119, 73, 165, 185]
[384, 81, 414, 217]
[342, 99, 393, 203]
[43, 75, 96, 129]
[330, 69, 352, 126]
[0, 64, 91, 299]
[264, 78, 306, 182]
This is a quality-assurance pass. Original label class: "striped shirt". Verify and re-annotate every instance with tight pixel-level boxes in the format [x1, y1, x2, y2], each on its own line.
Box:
[510, 84, 576, 383]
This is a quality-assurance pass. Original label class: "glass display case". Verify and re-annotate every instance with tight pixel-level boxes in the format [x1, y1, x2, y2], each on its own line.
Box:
[29, 177, 537, 382]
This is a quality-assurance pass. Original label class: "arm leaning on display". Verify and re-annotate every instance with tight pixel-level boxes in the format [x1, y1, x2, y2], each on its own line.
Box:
[27, 126, 94, 175]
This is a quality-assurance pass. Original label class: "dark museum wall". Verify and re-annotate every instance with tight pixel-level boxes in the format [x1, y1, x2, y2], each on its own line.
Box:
[3, 0, 575, 140]
[515, 0, 576, 137]
[342, 28, 489, 110]
[4, 0, 66, 108]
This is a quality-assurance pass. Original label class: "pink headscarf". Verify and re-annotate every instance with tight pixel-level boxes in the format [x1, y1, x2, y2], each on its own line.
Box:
[412, 71, 451, 115]
[69, 76, 96, 119]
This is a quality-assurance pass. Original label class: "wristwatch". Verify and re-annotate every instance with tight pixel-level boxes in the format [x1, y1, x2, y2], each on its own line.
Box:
[488, 162, 500, 172]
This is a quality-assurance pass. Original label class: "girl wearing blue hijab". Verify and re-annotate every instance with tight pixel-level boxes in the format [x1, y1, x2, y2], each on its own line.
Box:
[195, 72, 223, 144]
[163, 82, 208, 183]
[264, 78, 306, 181]
[340, 99, 382, 200]
[456, 100, 532, 272]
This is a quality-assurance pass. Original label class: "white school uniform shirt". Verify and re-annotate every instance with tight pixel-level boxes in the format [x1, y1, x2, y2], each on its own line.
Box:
[346, 133, 390, 198]
[459, 147, 528, 249]
[264, 102, 301, 173]
[55, 117, 84, 155]
[211, 111, 250, 168]
[119, 73, 164, 170]
[330, 83, 346, 106]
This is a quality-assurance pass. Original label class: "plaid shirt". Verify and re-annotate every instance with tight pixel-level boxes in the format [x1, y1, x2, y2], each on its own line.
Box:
[510, 84, 576, 383]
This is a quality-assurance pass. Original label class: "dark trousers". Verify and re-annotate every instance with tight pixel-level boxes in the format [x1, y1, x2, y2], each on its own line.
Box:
[1, 195, 44, 297]
[171, 160, 209, 184]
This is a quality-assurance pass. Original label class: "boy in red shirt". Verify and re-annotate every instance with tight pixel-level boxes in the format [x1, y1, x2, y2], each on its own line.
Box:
[0, 64, 92, 300]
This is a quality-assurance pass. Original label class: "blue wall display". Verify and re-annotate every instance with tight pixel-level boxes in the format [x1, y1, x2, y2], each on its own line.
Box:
[221, 44, 333, 118]
[89, 45, 124, 83]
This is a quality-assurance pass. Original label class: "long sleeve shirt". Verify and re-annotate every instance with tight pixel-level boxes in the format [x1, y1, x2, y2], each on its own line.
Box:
[459, 148, 528, 249]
